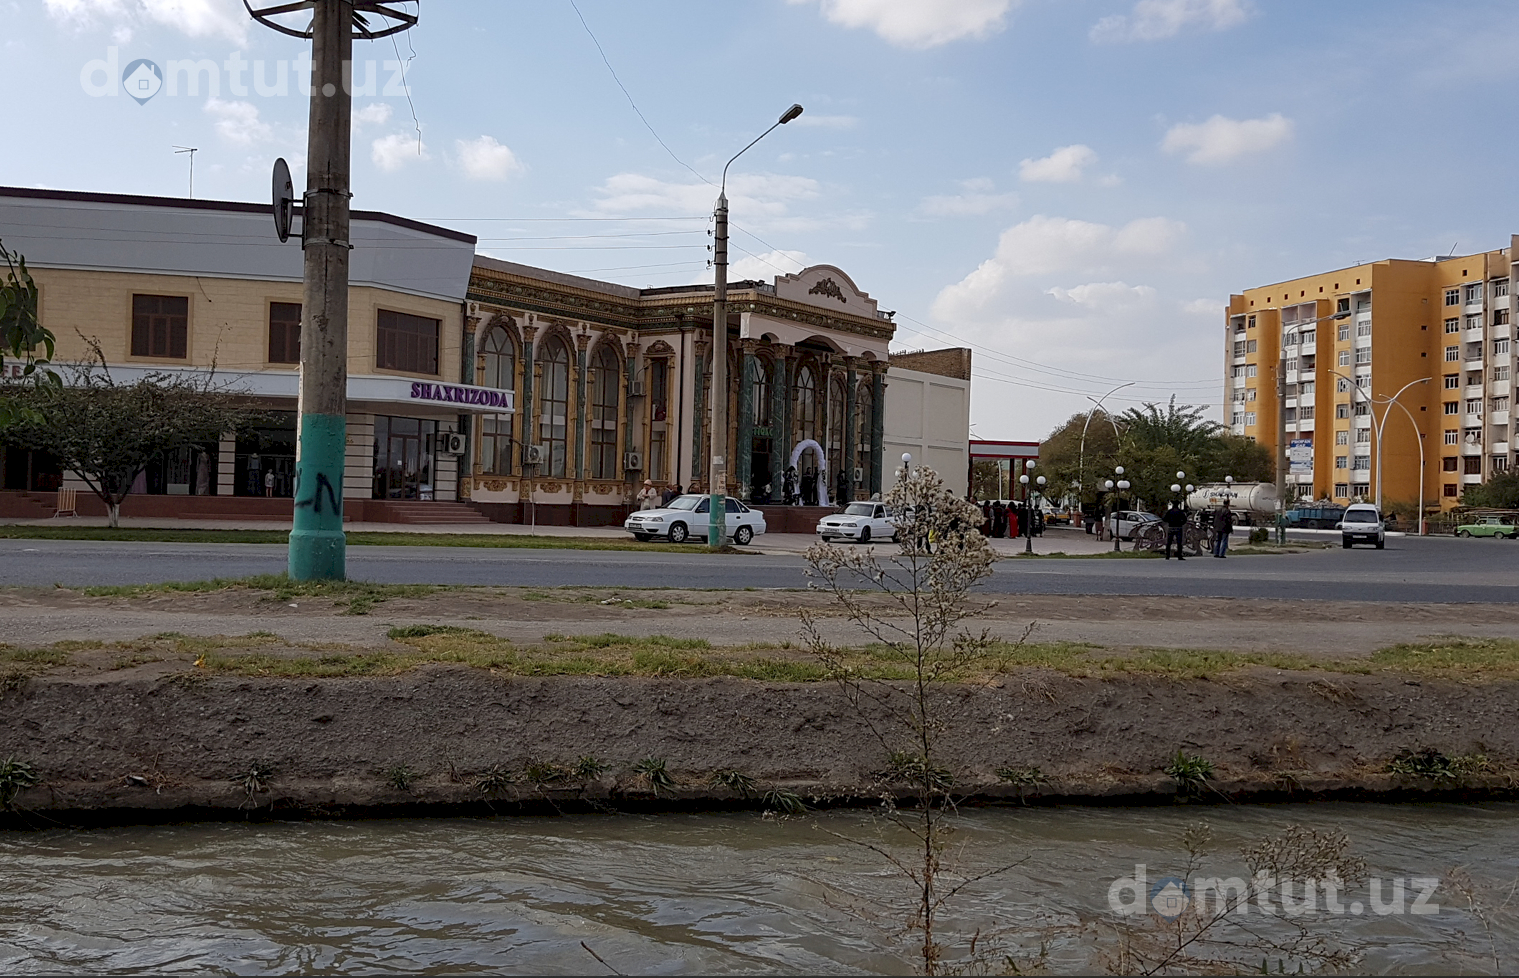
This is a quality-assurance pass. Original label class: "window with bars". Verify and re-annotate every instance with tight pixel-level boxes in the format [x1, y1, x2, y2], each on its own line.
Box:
[267, 301, 301, 364]
[376, 309, 439, 374]
[131, 294, 188, 359]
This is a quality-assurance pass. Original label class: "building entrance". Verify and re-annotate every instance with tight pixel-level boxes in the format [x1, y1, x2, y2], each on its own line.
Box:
[373, 416, 437, 500]
[749, 437, 773, 503]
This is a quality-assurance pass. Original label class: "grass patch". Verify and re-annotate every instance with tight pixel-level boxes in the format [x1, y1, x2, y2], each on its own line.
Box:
[1368, 638, 1519, 677]
[0, 524, 715, 554]
[80, 575, 441, 615]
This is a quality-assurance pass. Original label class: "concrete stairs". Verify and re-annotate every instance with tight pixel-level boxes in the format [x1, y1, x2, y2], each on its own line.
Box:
[368, 500, 495, 526]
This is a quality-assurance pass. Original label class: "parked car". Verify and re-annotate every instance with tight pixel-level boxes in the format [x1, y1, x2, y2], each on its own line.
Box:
[1456, 515, 1519, 539]
[1338, 504, 1385, 549]
[624, 494, 767, 545]
[1108, 510, 1161, 540]
[816, 501, 898, 544]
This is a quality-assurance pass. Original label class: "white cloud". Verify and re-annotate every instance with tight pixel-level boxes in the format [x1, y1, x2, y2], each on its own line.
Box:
[1182, 297, 1220, 315]
[796, 114, 859, 129]
[354, 103, 393, 128]
[46, 0, 249, 42]
[204, 97, 270, 145]
[1046, 281, 1158, 309]
[919, 178, 1018, 216]
[371, 132, 429, 172]
[1018, 144, 1098, 183]
[1090, 0, 1251, 43]
[731, 249, 808, 280]
[584, 171, 821, 221]
[789, 0, 1013, 49]
[455, 135, 525, 181]
[1161, 112, 1293, 165]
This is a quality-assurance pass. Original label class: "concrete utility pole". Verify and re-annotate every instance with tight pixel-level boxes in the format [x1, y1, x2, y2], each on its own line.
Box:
[708, 103, 803, 549]
[248, 0, 417, 580]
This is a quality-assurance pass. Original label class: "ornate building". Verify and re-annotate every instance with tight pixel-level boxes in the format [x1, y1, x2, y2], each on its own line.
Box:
[461, 257, 895, 525]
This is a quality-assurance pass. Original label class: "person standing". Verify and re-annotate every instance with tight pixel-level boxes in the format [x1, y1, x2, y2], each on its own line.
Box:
[264, 468, 275, 498]
[991, 500, 1006, 538]
[637, 479, 660, 510]
[1212, 500, 1235, 558]
[1163, 502, 1188, 560]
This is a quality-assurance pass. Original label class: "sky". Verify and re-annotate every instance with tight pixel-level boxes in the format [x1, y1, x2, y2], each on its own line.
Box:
[4, 0, 1519, 438]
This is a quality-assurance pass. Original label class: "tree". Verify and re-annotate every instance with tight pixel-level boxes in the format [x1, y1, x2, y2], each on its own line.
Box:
[1036, 409, 1122, 507]
[1201, 432, 1273, 484]
[1461, 472, 1519, 509]
[803, 464, 1011, 975]
[0, 346, 258, 527]
[0, 240, 59, 428]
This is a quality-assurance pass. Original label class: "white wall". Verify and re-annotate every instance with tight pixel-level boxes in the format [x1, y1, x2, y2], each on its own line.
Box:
[882, 365, 970, 497]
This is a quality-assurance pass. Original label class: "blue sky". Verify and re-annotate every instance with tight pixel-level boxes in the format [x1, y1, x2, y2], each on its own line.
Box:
[5, 0, 1518, 437]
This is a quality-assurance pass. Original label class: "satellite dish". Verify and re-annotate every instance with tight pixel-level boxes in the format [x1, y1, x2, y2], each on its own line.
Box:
[272, 157, 295, 243]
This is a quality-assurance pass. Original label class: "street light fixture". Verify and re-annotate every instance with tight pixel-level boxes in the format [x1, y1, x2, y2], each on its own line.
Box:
[1111, 465, 1128, 553]
[708, 103, 804, 548]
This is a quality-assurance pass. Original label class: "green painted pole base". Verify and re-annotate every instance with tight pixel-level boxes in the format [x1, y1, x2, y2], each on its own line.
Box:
[288, 413, 347, 581]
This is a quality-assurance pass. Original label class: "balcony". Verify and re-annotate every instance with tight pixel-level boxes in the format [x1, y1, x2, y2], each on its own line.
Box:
[1467, 385, 1486, 399]
[1494, 379, 1511, 396]
[1464, 442, 1485, 456]
[1493, 411, 1511, 426]
[1463, 473, 1485, 484]
[1497, 441, 1512, 454]
[1353, 415, 1373, 428]
[1497, 324, 1512, 340]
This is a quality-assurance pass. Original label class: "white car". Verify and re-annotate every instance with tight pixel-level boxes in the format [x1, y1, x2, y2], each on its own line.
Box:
[817, 502, 899, 544]
[1108, 509, 1161, 540]
[1338, 503, 1385, 549]
[624, 494, 767, 546]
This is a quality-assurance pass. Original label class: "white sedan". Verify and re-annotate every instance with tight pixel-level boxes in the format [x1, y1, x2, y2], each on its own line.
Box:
[624, 494, 767, 545]
[1108, 509, 1161, 540]
[816, 501, 899, 544]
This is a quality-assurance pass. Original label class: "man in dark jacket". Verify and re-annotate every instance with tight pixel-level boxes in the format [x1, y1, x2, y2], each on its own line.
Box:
[1212, 501, 1235, 557]
[1163, 502, 1188, 560]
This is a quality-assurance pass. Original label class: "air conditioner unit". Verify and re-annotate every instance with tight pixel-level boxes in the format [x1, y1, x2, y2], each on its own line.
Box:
[524, 444, 545, 465]
[628, 380, 646, 397]
[437, 432, 466, 455]
[624, 451, 643, 470]
[853, 467, 864, 485]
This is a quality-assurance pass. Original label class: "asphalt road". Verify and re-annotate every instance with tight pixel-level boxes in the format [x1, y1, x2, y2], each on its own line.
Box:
[1, 534, 1514, 603]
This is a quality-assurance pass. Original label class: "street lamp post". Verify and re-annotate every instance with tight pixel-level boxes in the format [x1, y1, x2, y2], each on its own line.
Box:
[1078, 381, 1133, 505]
[1276, 310, 1352, 545]
[1377, 393, 1427, 535]
[1372, 377, 1430, 514]
[1023, 460, 1036, 553]
[1110, 465, 1128, 552]
[708, 103, 804, 549]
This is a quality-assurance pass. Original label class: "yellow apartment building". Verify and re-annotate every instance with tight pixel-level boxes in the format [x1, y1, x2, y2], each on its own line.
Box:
[1226, 242, 1516, 515]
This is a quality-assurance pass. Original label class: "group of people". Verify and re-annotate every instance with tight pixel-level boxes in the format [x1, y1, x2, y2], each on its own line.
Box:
[973, 499, 1042, 539]
[1161, 500, 1236, 559]
[779, 466, 828, 506]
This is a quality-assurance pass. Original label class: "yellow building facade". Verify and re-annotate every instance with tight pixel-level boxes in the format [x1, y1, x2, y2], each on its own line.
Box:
[1227, 242, 1516, 514]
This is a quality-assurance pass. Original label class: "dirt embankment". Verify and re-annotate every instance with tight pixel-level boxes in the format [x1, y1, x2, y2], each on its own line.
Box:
[4, 666, 1516, 823]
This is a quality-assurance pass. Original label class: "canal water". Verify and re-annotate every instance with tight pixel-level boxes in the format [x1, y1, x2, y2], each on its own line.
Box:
[2, 803, 1516, 975]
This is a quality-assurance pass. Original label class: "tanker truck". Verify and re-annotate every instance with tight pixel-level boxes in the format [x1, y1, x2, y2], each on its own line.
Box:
[1186, 482, 1278, 524]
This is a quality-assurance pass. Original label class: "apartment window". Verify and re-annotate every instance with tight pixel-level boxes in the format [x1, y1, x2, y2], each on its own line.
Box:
[1464, 457, 1483, 475]
[1444, 401, 1460, 415]
[376, 309, 440, 374]
[1444, 484, 1459, 497]
[1467, 314, 1483, 330]
[1299, 405, 1315, 420]
[1445, 289, 1460, 306]
[1247, 364, 1257, 378]
[1445, 318, 1460, 334]
[1233, 341, 1246, 357]
[1496, 455, 1512, 473]
[1245, 412, 1256, 426]
[1284, 407, 1296, 423]
[130, 294, 189, 359]
[1467, 283, 1483, 304]
[1468, 370, 1484, 386]
[1495, 365, 1511, 382]
[1444, 429, 1459, 445]
[1357, 299, 1371, 312]
[1248, 315, 1256, 327]
[1286, 357, 1299, 372]
[1335, 404, 1350, 419]
[1337, 298, 1351, 313]
[1335, 430, 1349, 445]
[1467, 342, 1484, 360]
[1300, 380, 1315, 395]
[1445, 346, 1460, 362]
[1355, 374, 1370, 389]
[1492, 396, 1509, 413]
[1334, 455, 1348, 469]
[1442, 457, 1459, 471]
[1231, 411, 1244, 426]
[1356, 321, 1372, 337]
[1495, 338, 1511, 356]
[1466, 428, 1483, 445]
[1355, 428, 1371, 443]
[1354, 348, 1371, 364]
[1231, 364, 1245, 379]
[1334, 483, 1350, 498]
[1232, 389, 1247, 403]
[1336, 377, 1351, 393]
[1246, 339, 1258, 353]
[267, 301, 301, 364]
[1335, 324, 1351, 342]
[1496, 308, 1511, 326]
[1495, 279, 1510, 298]
[1282, 332, 1298, 348]
[1300, 329, 1316, 345]
[1445, 374, 1460, 389]
[1354, 401, 1370, 416]
[1351, 457, 1370, 470]
[1233, 322, 1246, 336]
[1339, 350, 1352, 366]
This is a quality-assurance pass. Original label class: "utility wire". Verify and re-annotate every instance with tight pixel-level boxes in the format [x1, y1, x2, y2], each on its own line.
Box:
[389, 3, 423, 158]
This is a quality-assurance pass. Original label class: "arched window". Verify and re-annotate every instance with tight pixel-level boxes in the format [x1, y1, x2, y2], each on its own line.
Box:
[752, 359, 771, 426]
[826, 377, 846, 485]
[537, 336, 570, 478]
[589, 344, 620, 480]
[479, 326, 514, 475]
[855, 381, 873, 485]
[795, 365, 817, 443]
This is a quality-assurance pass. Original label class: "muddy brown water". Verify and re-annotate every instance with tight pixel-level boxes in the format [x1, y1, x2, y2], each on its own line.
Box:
[2, 804, 1516, 975]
